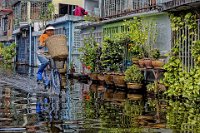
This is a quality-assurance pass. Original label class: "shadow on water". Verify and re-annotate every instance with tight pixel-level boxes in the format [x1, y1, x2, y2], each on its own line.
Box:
[0, 73, 200, 132]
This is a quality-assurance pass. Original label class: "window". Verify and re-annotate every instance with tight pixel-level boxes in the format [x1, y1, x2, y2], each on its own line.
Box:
[59, 4, 76, 15]
[73, 30, 81, 53]
[54, 27, 66, 35]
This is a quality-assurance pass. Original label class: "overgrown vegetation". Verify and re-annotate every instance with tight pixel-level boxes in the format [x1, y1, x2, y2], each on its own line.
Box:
[162, 13, 200, 101]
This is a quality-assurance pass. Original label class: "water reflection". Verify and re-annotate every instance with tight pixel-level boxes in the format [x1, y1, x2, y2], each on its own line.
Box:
[0, 80, 199, 132]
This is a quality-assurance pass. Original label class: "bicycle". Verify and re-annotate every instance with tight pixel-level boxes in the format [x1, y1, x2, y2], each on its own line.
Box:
[42, 57, 62, 95]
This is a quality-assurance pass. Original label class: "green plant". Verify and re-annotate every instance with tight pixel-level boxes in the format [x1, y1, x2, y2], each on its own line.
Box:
[124, 65, 143, 83]
[0, 43, 16, 63]
[146, 83, 155, 92]
[84, 15, 100, 22]
[150, 48, 160, 59]
[101, 33, 127, 72]
[124, 17, 157, 58]
[129, 44, 144, 59]
[191, 40, 200, 65]
[162, 12, 200, 100]
[166, 100, 200, 131]
[79, 34, 100, 72]
[39, 3, 55, 28]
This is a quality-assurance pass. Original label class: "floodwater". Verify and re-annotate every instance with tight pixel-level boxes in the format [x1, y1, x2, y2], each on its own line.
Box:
[0, 65, 200, 133]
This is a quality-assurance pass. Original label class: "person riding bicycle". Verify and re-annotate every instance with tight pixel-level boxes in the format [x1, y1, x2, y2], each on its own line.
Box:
[37, 25, 55, 83]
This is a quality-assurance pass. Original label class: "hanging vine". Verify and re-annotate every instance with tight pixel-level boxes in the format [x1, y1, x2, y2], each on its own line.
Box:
[162, 12, 200, 100]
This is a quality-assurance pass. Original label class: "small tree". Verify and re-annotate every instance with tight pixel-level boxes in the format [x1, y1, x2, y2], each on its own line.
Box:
[39, 3, 55, 29]
[124, 17, 157, 58]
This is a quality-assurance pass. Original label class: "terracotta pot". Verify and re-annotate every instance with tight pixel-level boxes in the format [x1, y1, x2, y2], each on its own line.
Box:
[137, 115, 154, 121]
[144, 58, 152, 68]
[152, 60, 164, 68]
[138, 59, 145, 68]
[132, 57, 139, 65]
[113, 91, 126, 100]
[127, 83, 142, 89]
[127, 94, 143, 101]
[103, 89, 114, 99]
[104, 73, 114, 85]
[89, 73, 98, 81]
[97, 85, 105, 91]
[89, 84, 97, 92]
[112, 74, 126, 88]
[97, 73, 105, 81]
[150, 123, 166, 128]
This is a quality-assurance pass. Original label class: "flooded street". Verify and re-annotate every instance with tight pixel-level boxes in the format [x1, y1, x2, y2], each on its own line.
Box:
[0, 65, 200, 133]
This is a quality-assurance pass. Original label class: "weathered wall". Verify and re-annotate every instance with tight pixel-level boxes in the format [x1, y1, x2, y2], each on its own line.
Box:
[102, 13, 171, 55]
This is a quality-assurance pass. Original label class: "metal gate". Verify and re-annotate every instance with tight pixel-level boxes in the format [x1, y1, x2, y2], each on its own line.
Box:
[173, 19, 200, 71]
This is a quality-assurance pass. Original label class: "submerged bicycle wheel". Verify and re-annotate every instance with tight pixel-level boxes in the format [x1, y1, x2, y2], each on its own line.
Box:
[51, 69, 61, 95]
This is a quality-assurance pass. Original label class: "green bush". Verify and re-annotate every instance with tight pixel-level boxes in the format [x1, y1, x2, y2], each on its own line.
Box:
[124, 65, 143, 83]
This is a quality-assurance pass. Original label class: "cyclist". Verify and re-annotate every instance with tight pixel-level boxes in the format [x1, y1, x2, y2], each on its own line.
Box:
[37, 24, 55, 83]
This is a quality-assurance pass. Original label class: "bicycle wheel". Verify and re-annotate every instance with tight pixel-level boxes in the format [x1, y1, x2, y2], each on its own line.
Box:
[51, 69, 61, 95]
[43, 68, 51, 90]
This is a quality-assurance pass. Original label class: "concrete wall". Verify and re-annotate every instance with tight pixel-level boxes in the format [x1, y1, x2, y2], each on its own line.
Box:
[102, 13, 171, 55]
[142, 13, 171, 55]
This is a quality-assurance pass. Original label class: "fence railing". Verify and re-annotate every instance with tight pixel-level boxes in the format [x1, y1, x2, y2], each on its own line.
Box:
[172, 19, 200, 71]
[102, 0, 163, 18]
[162, 0, 200, 10]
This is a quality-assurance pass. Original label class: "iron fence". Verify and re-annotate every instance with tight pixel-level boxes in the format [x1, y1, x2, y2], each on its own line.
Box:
[173, 19, 200, 71]
[162, 0, 200, 10]
[102, 0, 163, 18]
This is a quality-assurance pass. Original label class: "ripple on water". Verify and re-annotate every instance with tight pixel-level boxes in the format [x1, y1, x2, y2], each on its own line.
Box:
[0, 79, 199, 132]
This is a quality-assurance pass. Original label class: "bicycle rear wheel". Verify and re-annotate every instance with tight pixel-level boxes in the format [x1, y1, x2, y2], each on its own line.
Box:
[51, 69, 61, 95]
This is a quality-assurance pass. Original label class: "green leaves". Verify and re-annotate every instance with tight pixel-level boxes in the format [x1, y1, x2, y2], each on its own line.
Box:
[124, 65, 143, 83]
[150, 48, 160, 59]
[0, 43, 16, 63]
[191, 40, 200, 65]
[163, 52, 200, 100]
[78, 35, 100, 72]
[101, 33, 126, 72]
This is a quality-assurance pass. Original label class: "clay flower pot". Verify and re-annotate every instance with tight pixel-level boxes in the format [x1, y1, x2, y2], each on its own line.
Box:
[132, 57, 139, 65]
[89, 73, 98, 81]
[104, 73, 114, 85]
[127, 83, 143, 89]
[112, 73, 126, 88]
[127, 94, 143, 101]
[97, 73, 105, 81]
[113, 91, 126, 100]
[138, 59, 145, 68]
[144, 58, 153, 68]
[89, 84, 98, 92]
[103, 89, 114, 100]
[152, 60, 164, 68]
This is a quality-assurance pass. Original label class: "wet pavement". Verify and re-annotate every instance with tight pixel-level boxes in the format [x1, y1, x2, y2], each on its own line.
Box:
[0, 65, 200, 133]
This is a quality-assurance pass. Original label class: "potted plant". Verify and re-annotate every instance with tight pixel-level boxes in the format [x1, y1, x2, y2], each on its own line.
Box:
[143, 45, 153, 68]
[125, 65, 144, 89]
[129, 44, 144, 66]
[127, 93, 143, 101]
[79, 34, 100, 81]
[150, 49, 165, 68]
[103, 72, 114, 85]
[101, 34, 127, 87]
[124, 17, 157, 69]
